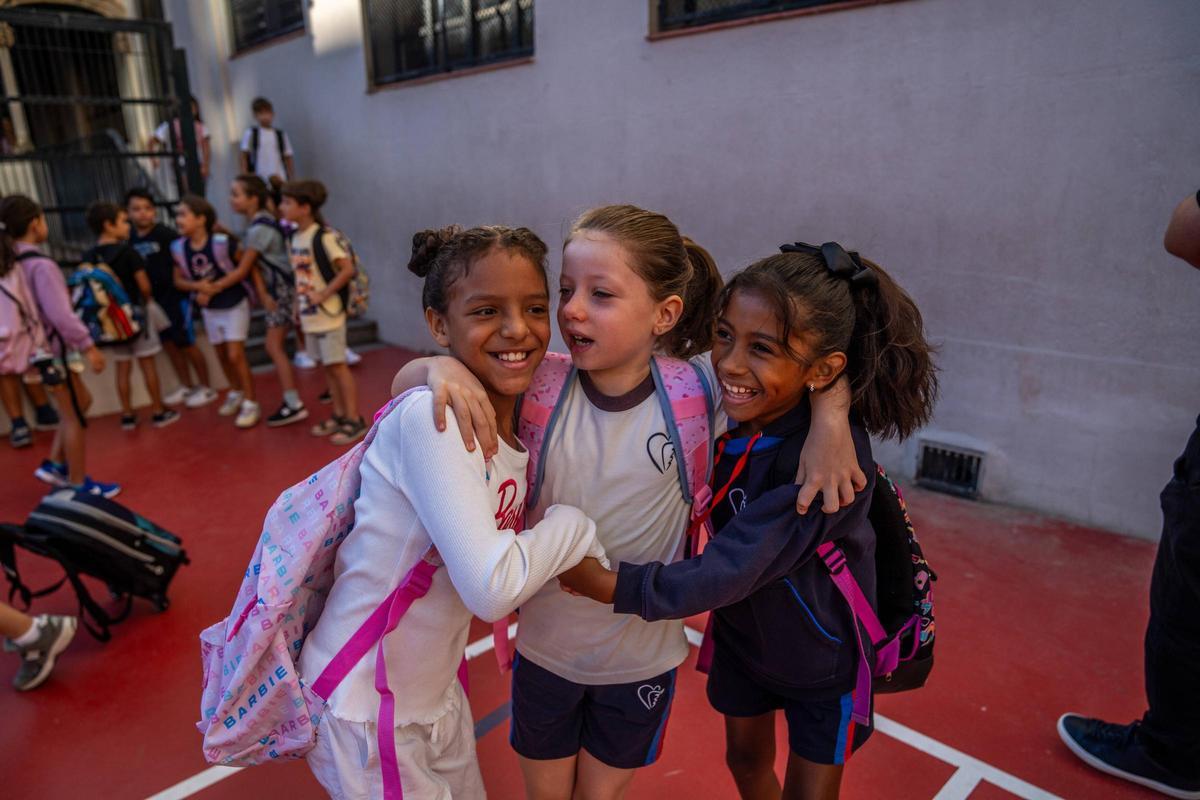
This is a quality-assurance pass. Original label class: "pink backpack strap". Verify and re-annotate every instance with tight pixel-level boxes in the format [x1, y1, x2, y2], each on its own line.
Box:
[817, 541, 888, 726]
[651, 357, 716, 556]
[517, 352, 575, 509]
[169, 238, 189, 277]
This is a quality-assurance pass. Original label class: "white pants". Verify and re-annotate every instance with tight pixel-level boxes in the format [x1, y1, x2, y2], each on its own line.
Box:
[307, 681, 485, 800]
[201, 299, 251, 344]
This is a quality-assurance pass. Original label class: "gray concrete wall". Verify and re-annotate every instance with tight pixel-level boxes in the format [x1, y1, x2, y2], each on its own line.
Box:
[163, 0, 1200, 539]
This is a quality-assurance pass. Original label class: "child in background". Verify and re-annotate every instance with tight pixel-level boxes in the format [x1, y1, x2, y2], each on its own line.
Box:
[229, 174, 307, 426]
[1, 195, 118, 497]
[82, 202, 178, 431]
[279, 180, 364, 445]
[239, 97, 294, 183]
[0, 231, 49, 448]
[124, 187, 216, 409]
[561, 243, 937, 800]
[299, 224, 606, 799]
[171, 194, 260, 428]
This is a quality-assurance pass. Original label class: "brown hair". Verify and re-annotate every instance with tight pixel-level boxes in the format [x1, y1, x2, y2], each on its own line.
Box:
[567, 204, 722, 359]
[408, 225, 549, 314]
[0, 195, 42, 277]
[84, 201, 122, 236]
[720, 249, 938, 441]
[251, 96, 272, 114]
[179, 194, 217, 234]
[234, 174, 271, 214]
[280, 179, 327, 226]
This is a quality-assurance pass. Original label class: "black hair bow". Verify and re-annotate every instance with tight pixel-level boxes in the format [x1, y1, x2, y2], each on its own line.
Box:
[780, 241, 878, 288]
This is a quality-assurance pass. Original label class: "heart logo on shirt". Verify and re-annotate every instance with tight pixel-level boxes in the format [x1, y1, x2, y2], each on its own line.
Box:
[728, 488, 747, 515]
[646, 432, 676, 474]
[637, 683, 665, 710]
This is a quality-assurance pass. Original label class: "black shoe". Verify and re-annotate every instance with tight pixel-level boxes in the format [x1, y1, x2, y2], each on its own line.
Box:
[10, 418, 32, 449]
[33, 404, 59, 430]
[1058, 714, 1200, 799]
[318, 389, 332, 404]
[120, 413, 137, 431]
[267, 402, 309, 427]
[152, 409, 181, 428]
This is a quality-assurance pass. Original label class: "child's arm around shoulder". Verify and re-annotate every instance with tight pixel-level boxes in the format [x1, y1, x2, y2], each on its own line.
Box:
[392, 355, 500, 458]
[603, 426, 875, 622]
[384, 391, 605, 622]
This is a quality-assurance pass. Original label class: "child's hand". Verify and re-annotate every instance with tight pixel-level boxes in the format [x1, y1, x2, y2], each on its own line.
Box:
[429, 357, 497, 459]
[304, 288, 323, 308]
[196, 292, 211, 307]
[261, 295, 278, 313]
[558, 558, 617, 604]
[796, 376, 866, 514]
[84, 346, 105, 373]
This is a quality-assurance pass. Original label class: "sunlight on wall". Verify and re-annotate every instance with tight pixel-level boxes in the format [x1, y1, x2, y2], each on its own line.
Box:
[311, 0, 364, 56]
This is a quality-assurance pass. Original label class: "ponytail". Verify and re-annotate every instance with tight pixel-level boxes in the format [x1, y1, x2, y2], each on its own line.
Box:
[235, 174, 272, 214]
[568, 204, 723, 360]
[720, 245, 937, 441]
[0, 195, 42, 278]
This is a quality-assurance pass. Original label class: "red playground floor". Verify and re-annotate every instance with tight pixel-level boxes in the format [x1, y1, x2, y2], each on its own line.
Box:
[0, 347, 1163, 799]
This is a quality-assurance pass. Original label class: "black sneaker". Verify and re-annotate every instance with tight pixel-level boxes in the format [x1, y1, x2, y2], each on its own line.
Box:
[152, 408, 181, 428]
[1058, 714, 1200, 799]
[8, 614, 78, 691]
[318, 389, 332, 404]
[267, 402, 309, 427]
[33, 404, 59, 430]
[10, 418, 32, 449]
[120, 413, 137, 431]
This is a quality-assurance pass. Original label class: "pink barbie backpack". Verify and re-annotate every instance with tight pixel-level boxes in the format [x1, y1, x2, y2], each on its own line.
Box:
[518, 352, 716, 556]
[196, 389, 465, 799]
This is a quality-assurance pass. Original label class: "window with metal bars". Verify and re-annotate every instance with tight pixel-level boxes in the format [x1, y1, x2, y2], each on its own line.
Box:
[229, 0, 305, 53]
[363, 0, 533, 88]
[656, 0, 869, 33]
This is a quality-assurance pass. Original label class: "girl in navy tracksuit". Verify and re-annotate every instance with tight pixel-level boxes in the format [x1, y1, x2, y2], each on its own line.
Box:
[561, 242, 937, 800]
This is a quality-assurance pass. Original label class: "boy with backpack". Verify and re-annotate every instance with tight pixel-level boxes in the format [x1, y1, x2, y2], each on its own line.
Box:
[240, 98, 294, 183]
[82, 202, 179, 431]
[278, 180, 365, 445]
[124, 188, 216, 409]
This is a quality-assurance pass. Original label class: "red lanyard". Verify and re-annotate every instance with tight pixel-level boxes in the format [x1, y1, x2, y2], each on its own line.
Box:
[693, 431, 763, 530]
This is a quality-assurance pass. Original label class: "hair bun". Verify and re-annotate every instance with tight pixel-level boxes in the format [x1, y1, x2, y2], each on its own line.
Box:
[408, 225, 461, 278]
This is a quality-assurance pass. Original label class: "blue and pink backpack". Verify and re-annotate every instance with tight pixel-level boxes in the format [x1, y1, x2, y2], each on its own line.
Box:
[170, 233, 258, 306]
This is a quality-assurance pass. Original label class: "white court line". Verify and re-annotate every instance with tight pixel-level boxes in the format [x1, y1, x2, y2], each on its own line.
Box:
[152, 623, 1064, 800]
[147, 623, 520, 800]
[931, 767, 984, 800]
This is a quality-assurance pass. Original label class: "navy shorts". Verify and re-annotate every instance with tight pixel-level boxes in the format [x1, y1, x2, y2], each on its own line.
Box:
[707, 645, 872, 765]
[509, 652, 676, 769]
[159, 296, 196, 348]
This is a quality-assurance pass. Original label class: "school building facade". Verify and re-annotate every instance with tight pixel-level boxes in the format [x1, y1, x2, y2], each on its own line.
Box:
[34, 0, 1200, 539]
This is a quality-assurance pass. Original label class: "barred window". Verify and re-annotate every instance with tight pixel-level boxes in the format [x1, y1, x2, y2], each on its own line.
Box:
[229, 0, 305, 52]
[656, 0, 867, 33]
[364, 0, 533, 88]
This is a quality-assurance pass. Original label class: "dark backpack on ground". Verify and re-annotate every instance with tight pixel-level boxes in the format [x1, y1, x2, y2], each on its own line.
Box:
[0, 489, 189, 641]
[248, 126, 286, 175]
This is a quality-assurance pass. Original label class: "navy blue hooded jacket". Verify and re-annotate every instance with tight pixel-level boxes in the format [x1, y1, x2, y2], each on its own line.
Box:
[612, 400, 878, 700]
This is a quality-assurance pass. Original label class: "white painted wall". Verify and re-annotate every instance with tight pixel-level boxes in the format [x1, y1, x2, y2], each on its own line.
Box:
[162, 0, 1200, 539]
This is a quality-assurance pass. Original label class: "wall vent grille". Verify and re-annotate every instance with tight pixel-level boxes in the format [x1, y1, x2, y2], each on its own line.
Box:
[917, 443, 983, 498]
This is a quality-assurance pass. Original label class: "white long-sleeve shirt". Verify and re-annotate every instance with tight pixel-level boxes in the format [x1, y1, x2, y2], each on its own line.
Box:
[298, 389, 604, 724]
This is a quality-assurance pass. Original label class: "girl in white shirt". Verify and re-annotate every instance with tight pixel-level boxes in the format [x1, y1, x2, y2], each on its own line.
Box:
[299, 225, 606, 800]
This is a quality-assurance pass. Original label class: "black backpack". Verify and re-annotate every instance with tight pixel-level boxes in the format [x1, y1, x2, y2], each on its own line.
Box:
[770, 433, 937, 694]
[0, 489, 189, 641]
[248, 126, 287, 175]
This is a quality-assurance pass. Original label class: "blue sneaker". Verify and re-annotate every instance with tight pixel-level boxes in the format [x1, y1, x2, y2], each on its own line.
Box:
[1058, 714, 1200, 799]
[76, 476, 121, 500]
[33, 460, 69, 487]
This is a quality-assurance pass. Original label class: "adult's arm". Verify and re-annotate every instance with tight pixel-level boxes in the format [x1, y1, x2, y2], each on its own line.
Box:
[1164, 191, 1200, 270]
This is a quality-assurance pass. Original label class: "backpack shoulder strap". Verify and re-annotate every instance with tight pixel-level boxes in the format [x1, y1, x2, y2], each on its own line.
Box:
[15, 250, 40, 262]
[651, 356, 714, 505]
[517, 352, 575, 509]
[312, 226, 335, 282]
[276, 128, 285, 156]
[211, 233, 234, 273]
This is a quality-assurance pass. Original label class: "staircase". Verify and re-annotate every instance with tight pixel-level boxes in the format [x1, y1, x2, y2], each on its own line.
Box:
[244, 311, 381, 367]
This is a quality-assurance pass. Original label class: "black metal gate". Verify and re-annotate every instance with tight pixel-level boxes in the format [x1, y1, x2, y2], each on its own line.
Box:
[0, 6, 200, 262]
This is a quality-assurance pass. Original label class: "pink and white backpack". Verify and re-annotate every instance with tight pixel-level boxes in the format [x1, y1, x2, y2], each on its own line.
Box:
[517, 352, 717, 554]
[197, 390, 461, 798]
[0, 257, 48, 375]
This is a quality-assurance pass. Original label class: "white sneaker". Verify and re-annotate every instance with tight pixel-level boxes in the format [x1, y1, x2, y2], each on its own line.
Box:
[345, 348, 362, 366]
[293, 351, 317, 369]
[218, 392, 244, 417]
[163, 386, 190, 406]
[235, 400, 261, 429]
[184, 386, 218, 408]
